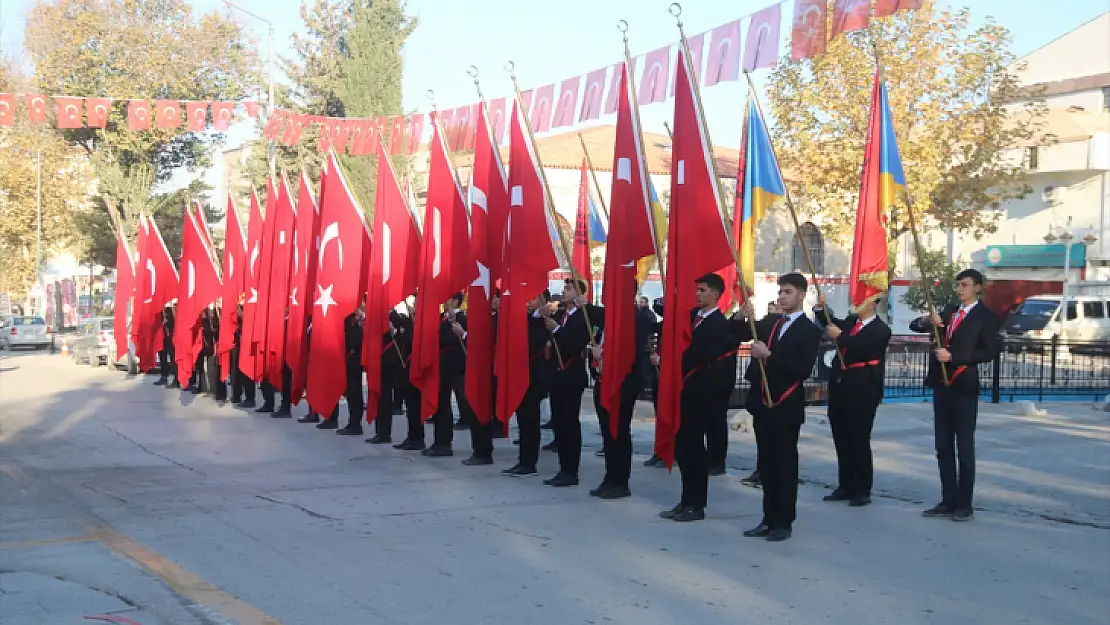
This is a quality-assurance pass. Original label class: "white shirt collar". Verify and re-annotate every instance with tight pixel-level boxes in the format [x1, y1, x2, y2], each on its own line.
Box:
[782, 310, 804, 323]
[959, 300, 978, 315]
[857, 315, 877, 328]
[697, 307, 716, 319]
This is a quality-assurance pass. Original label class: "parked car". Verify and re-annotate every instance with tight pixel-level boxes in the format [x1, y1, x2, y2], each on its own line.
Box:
[0, 316, 52, 350]
[1002, 294, 1110, 342]
[71, 317, 115, 367]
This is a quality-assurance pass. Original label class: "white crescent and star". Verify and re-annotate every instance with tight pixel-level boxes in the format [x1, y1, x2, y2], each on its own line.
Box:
[314, 284, 337, 317]
[187, 261, 196, 298]
[319, 221, 343, 272]
[471, 261, 490, 301]
[431, 207, 443, 279]
[381, 222, 392, 285]
[143, 259, 156, 303]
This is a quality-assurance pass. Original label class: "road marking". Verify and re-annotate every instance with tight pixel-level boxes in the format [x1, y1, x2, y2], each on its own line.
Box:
[0, 533, 99, 551]
[92, 527, 283, 625]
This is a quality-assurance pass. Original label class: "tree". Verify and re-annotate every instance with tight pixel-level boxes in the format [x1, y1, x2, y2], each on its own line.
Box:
[901, 247, 963, 313]
[766, 1, 1046, 252]
[24, 0, 261, 268]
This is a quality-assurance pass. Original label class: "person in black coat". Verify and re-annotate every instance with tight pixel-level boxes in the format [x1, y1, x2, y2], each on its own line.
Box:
[231, 300, 256, 407]
[387, 311, 425, 450]
[204, 306, 227, 402]
[424, 293, 474, 456]
[732, 273, 822, 542]
[447, 295, 495, 466]
[644, 297, 666, 468]
[158, 305, 179, 388]
[813, 292, 892, 507]
[540, 279, 593, 488]
[318, 311, 365, 431]
[502, 290, 553, 477]
[910, 269, 1000, 522]
[368, 310, 408, 445]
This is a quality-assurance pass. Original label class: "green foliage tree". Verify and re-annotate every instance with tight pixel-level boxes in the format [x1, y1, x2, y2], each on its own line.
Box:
[24, 0, 260, 268]
[901, 248, 964, 312]
[766, 1, 1047, 249]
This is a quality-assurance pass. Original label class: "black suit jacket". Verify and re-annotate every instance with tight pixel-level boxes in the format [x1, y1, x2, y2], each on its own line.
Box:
[527, 312, 552, 397]
[344, 314, 363, 370]
[681, 308, 733, 398]
[440, 311, 466, 376]
[814, 306, 892, 401]
[909, 302, 999, 395]
[549, 306, 591, 389]
[732, 311, 821, 421]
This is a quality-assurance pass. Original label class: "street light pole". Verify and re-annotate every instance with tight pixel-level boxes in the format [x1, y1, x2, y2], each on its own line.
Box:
[35, 149, 42, 292]
[222, 0, 276, 177]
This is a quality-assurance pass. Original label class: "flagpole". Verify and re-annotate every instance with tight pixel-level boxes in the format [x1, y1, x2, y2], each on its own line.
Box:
[669, 3, 772, 407]
[619, 21, 668, 286]
[575, 132, 611, 223]
[742, 72, 845, 370]
[505, 61, 598, 350]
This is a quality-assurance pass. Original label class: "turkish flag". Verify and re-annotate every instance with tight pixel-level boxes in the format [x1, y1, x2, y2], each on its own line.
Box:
[572, 160, 594, 301]
[262, 109, 285, 138]
[113, 225, 136, 362]
[55, 97, 84, 129]
[671, 33, 705, 96]
[130, 217, 151, 369]
[487, 98, 507, 146]
[791, 0, 828, 61]
[262, 174, 298, 390]
[317, 120, 333, 153]
[218, 194, 247, 374]
[639, 45, 671, 105]
[876, 0, 923, 17]
[247, 179, 280, 382]
[600, 61, 658, 436]
[406, 113, 425, 155]
[552, 77, 580, 129]
[26, 95, 47, 123]
[465, 102, 509, 426]
[175, 209, 222, 384]
[530, 84, 555, 133]
[211, 101, 235, 131]
[389, 116, 406, 155]
[237, 190, 266, 381]
[0, 93, 15, 126]
[154, 100, 181, 129]
[494, 100, 560, 423]
[287, 170, 321, 404]
[86, 98, 111, 128]
[705, 20, 741, 86]
[410, 114, 476, 421]
[743, 5, 782, 71]
[306, 154, 369, 416]
[185, 101, 209, 132]
[831, 0, 870, 39]
[332, 121, 352, 154]
[447, 106, 471, 152]
[244, 101, 261, 118]
[363, 139, 421, 422]
[136, 216, 181, 373]
[655, 47, 735, 468]
[281, 114, 306, 146]
[127, 100, 151, 131]
[579, 68, 607, 122]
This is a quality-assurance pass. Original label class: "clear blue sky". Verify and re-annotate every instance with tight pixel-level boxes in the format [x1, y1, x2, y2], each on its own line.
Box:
[1, 0, 1107, 150]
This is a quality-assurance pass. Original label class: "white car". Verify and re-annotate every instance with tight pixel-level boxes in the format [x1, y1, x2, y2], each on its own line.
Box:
[0, 316, 52, 350]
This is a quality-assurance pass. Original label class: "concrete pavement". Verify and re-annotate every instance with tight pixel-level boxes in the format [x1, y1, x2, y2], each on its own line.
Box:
[1, 350, 1108, 624]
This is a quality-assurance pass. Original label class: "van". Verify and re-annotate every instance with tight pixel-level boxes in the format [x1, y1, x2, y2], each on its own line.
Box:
[1002, 294, 1110, 341]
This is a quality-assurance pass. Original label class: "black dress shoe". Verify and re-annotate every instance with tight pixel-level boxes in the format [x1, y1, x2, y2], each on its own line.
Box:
[922, 503, 956, 518]
[766, 528, 792, 542]
[366, 434, 392, 444]
[594, 448, 606, 457]
[547, 474, 579, 487]
[659, 504, 685, 520]
[153, 378, 167, 386]
[461, 455, 493, 466]
[501, 464, 538, 477]
[673, 507, 705, 522]
[297, 414, 320, 424]
[823, 488, 851, 502]
[540, 420, 554, 430]
[337, 425, 363, 436]
[167, 380, 181, 389]
[743, 524, 771, 538]
[395, 439, 425, 451]
[708, 464, 726, 476]
[238, 400, 256, 409]
[849, 495, 872, 507]
[423, 446, 453, 458]
[541, 441, 558, 452]
[740, 470, 761, 487]
[255, 404, 275, 413]
[952, 507, 974, 522]
[230, 396, 242, 404]
[316, 419, 338, 430]
[273, 407, 292, 418]
[643, 455, 664, 468]
[542, 472, 565, 486]
[512, 439, 520, 445]
[590, 483, 631, 500]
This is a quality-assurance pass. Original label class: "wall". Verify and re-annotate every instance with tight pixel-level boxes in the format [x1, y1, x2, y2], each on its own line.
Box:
[1013, 13, 1110, 86]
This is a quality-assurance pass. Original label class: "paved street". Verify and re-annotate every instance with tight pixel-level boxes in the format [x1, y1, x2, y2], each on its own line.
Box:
[1, 350, 1108, 625]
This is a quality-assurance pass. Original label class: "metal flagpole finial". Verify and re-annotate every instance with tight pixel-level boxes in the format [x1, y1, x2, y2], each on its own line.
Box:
[467, 65, 485, 102]
[504, 60, 517, 81]
[669, 3, 683, 26]
[426, 89, 437, 110]
[617, 19, 629, 43]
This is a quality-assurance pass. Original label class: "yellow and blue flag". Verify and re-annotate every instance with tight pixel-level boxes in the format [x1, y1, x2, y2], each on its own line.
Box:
[736, 95, 786, 293]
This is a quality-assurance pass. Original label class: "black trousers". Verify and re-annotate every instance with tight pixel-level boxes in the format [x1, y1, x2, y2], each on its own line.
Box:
[158, 349, 171, 380]
[751, 407, 802, 529]
[345, 360, 365, 428]
[550, 381, 585, 478]
[596, 375, 639, 488]
[191, 353, 206, 391]
[516, 387, 544, 469]
[828, 381, 880, 496]
[376, 376, 422, 441]
[279, 364, 293, 411]
[707, 388, 731, 469]
[933, 386, 978, 508]
[432, 371, 462, 447]
[676, 393, 710, 509]
[374, 374, 398, 437]
[207, 354, 226, 400]
[231, 346, 255, 403]
[260, 381, 276, 407]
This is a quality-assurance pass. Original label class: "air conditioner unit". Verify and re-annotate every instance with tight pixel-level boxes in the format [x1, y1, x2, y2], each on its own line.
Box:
[1042, 185, 1067, 204]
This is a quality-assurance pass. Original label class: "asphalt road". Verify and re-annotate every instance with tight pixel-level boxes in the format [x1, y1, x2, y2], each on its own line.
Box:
[1, 350, 1107, 624]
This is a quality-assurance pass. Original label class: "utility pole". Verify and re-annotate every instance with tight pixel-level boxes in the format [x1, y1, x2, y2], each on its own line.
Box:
[35, 149, 42, 290]
[222, 0, 276, 176]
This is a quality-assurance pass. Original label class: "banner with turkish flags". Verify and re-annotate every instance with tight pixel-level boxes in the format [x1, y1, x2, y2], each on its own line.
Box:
[86, 98, 111, 128]
[113, 224, 135, 362]
[218, 195, 247, 375]
[464, 103, 509, 426]
[305, 153, 369, 417]
[287, 170, 322, 404]
[211, 101, 235, 131]
[238, 190, 266, 381]
[0, 93, 14, 126]
[655, 47, 736, 468]
[154, 100, 181, 129]
[55, 97, 83, 129]
[599, 62, 658, 437]
[174, 209, 221, 384]
[410, 114, 476, 421]
[831, 0, 870, 39]
[185, 101, 209, 132]
[263, 174, 298, 390]
[364, 139, 421, 423]
[26, 95, 47, 124]
[791, 0, 828, 61]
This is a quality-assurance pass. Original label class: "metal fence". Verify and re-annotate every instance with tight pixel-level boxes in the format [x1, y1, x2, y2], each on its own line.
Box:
[640, 335, 1110, 406]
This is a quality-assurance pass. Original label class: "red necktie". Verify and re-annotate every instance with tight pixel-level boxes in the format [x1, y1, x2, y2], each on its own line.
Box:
[947, 309, 966, 341]
[850, 320, 863, 336]
[693, 315, 704, 330]
[768, 318, 784, 347]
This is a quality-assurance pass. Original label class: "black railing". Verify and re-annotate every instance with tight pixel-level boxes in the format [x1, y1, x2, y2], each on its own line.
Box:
[639, 335, 1110, 405]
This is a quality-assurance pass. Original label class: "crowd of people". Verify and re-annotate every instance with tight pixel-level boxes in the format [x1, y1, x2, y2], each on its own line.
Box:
[145, 268, 999, 542]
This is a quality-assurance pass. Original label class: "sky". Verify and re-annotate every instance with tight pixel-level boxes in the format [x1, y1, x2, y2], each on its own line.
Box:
[1, 0, 1107, 173]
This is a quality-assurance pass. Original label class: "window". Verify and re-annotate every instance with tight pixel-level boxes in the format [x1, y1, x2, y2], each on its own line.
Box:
[1082, 301, 1105, 319]
[1026, 146, 1039, 170]
[100, 319, 114, 330]
[1103, 86, 1110, 113]
[12, 317, 45, 326]
[792, 222, 825, 275]
[1064, 301, 1078, 321]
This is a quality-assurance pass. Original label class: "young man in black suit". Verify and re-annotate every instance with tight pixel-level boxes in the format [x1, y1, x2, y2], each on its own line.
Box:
[447, 295, 496, 466]
[659, 273, 734, 523]
[910, 269, 999, 522]
[733, 272, 822, 542]
[502, 291, 553, 478]
[424, 293, 472, 457]
[813, 292, 892, 507]
[541, 279, 593, 487]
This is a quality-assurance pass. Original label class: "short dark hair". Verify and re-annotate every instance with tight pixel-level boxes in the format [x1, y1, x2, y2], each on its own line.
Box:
[956, 269, 985, 286]
[565, 279, 588, 295]
[778, 272, 808, 293]
[541, 289, 553, 302]
[695, 273, 725, 295]
[450, 292, 464, 305]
